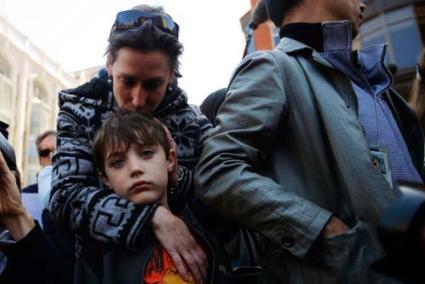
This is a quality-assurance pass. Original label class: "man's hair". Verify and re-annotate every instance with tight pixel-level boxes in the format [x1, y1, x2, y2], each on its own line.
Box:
[92, 111, 170, 175]
[264, 0, 304, 27]
[106, 5, 183, 77]
[35, 130, 56, 152]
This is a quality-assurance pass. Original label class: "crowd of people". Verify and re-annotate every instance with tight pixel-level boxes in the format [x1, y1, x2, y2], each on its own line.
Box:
[0, 0, 424, 283]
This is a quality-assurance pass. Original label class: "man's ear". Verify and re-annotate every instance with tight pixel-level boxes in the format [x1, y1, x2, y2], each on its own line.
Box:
[167, 149, 177, 173]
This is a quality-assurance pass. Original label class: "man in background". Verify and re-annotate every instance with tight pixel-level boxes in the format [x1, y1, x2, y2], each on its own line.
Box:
[22, 130, 56, 224]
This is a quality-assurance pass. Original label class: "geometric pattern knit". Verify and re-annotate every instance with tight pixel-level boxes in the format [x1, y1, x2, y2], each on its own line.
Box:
[50, 77, 212, 250]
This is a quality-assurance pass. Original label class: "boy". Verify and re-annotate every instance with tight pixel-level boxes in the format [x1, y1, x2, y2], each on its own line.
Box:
[89, 111, 228, 283]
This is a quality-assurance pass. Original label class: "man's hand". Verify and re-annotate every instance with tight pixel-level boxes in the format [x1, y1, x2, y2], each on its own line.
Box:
[0, 151, 35, 240]
[321, 216, 349, 238]
[151, 206, 208, 283]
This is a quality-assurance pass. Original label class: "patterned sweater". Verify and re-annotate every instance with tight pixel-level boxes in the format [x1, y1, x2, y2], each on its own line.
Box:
[50, 77, 212, 250]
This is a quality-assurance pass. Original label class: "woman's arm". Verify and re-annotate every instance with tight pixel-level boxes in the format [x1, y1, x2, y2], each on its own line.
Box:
[0, 151, 72, 284]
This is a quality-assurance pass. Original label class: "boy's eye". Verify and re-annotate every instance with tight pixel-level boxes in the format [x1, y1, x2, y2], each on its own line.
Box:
[110, 158, 125, 168]
[139, 149, 154, 159]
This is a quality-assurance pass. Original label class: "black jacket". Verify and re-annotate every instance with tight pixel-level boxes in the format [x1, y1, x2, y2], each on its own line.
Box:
[74, 205, 231, 284]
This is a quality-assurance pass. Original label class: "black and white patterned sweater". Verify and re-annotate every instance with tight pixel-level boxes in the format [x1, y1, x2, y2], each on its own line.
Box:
[50, 77, 212, 250]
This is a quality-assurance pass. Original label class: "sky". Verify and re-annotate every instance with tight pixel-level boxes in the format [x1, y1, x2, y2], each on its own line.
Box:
[1, 0, 251, 105]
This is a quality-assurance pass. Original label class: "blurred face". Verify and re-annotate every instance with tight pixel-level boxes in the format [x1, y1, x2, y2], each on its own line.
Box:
[102, 143, 175, 206]
[107, 48, 173, 113]
[321, 0, 366, 35]
[38, 134, 56, 167]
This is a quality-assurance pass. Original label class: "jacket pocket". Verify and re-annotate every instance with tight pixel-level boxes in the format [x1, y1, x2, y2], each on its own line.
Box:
[317, 221, 364, 268]
[313, 221, 383, 280]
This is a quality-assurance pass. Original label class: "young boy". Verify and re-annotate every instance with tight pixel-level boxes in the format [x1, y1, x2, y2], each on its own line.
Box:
[88, 111, 229, 284]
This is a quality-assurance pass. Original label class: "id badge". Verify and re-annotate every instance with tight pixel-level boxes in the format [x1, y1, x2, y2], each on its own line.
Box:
[370, 148, 392, 188]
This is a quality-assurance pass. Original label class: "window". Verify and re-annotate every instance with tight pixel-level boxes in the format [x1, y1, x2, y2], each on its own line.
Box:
[0, 55, 11, 78]
[27, 81, 51, 184]
[360, 6, 422, 69]
[0, 55, 14, 125]
[243, 23, 256, 56]
[388, 19, 422, 68]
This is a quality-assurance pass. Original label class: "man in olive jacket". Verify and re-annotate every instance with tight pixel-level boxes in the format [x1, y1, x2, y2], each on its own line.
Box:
[195, 0, 424, 283]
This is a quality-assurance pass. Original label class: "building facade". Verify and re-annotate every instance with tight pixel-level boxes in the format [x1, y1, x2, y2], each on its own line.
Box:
[0, 16, 76, 186]
[360, 0, 425, 98]
[241, 0, 425, 98]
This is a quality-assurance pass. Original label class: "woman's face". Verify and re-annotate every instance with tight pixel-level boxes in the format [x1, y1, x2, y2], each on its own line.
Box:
[108, 48, 173, 113]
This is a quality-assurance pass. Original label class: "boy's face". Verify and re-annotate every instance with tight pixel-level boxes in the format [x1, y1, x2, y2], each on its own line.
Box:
[102, 143, 175, 206]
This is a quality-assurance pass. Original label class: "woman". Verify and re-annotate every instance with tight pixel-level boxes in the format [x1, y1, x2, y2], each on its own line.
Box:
[50, 5, 212, 283]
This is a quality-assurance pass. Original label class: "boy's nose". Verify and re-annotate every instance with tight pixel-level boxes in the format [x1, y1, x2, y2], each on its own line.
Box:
[129, 157, 144, 177]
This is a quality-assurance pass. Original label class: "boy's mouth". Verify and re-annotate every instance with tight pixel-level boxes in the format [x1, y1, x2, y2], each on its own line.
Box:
[131, 181, 149, 192]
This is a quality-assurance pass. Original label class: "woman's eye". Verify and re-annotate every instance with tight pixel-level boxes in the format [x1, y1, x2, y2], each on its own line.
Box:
[121, 77, 136, 87]
[110, 158, 125, 168]
[143, 81, 163, 91]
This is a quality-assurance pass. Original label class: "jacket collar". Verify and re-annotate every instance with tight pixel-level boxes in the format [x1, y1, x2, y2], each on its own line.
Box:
[275, 21, 355, 69]
[276, 37, 335, 69]
[276, 20, 389, 78]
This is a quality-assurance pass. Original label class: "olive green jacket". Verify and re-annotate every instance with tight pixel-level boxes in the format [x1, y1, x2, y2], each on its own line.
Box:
[195, 38, 423, 283]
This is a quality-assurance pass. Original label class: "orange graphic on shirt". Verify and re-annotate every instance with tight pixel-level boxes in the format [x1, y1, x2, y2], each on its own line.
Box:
[144, 245, 194, 284]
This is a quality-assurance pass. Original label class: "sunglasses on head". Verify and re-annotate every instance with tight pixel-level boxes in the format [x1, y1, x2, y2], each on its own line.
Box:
[112, 10, 179, 38]
[39, 148, 54, 158]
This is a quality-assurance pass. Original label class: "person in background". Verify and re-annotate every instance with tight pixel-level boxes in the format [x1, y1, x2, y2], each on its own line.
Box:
[51, 5, 211, 283]
[409, 48, 425, 134]
[0, 126, 71, 284]
[200, 88, 226, 127]
[195, 0, 423, 283]
[21, 131, 56, 226]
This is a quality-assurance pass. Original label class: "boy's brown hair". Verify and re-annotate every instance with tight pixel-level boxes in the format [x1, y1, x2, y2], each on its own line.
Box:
[92, 111, 170, 175]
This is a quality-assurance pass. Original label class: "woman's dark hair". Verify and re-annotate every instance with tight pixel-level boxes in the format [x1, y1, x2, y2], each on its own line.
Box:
[92, 111, 171, 176]
[106, 5, 183, 77]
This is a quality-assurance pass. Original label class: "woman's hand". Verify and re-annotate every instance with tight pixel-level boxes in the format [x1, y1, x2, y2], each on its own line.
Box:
[0, 151, 24, 217]
[151, 206, 208, 284]
[0, 151, 35, 241]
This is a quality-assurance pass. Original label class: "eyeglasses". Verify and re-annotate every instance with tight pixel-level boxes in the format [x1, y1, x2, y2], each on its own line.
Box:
[112, 10, 179, 38]
[39, 148, 55, 158]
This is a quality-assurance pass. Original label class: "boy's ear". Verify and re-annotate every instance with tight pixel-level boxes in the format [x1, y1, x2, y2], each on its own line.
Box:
[100, 172, 111, 187]
[167, 149, 177, 173]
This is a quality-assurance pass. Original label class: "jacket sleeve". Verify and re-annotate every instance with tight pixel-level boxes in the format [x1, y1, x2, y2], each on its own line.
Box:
[0, 223, 72, 284]
[50, 92, 159, 249]
[194, 51, 332, 258]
